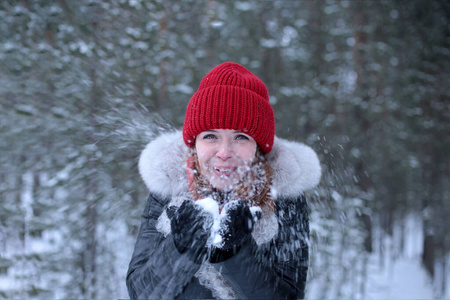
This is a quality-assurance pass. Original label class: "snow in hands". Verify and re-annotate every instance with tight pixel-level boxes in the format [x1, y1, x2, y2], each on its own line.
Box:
[195, 197, 261, 248]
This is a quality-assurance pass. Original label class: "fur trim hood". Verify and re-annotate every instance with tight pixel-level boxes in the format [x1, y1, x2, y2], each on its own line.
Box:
[138, 130, 321, 201]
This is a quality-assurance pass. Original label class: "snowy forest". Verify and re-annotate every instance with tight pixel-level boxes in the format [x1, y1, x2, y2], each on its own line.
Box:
[0, 0, 449, 299]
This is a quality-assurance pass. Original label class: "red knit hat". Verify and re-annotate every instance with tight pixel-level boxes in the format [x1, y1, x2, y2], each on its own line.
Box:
[183, 62, 275, 153]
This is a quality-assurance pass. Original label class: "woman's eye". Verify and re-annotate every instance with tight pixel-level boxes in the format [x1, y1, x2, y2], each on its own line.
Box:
[235, 134, 249, 140]
[203, 134, 217, 139]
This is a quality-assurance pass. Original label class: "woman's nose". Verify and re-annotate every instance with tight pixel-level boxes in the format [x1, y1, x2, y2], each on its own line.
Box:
[216, 141, 233, 160]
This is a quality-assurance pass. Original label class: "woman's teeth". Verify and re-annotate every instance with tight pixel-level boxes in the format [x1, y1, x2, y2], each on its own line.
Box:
[216, 168, 232, 173]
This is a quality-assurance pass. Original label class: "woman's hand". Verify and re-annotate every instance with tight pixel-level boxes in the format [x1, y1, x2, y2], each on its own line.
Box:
[169, 200, 213, 264]
[218, 200, 255, 250]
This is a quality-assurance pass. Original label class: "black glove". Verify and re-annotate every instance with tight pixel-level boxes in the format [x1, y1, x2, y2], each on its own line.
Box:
[218, 200, 256, 251]
[169, 200, 213, 264]
[209, 200, 257, 263]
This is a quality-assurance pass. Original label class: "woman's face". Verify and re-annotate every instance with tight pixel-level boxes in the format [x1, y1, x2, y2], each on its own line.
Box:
[195, 129, 257, 192]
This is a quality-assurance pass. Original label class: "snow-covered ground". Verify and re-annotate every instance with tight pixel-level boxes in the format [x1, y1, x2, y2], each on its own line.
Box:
[365, 213, 434, 300]
[307, 213, 439, 299]
[365, 255, 433, 300]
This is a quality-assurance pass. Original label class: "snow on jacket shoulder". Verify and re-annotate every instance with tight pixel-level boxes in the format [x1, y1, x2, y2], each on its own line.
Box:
[127, 130, 322, 299]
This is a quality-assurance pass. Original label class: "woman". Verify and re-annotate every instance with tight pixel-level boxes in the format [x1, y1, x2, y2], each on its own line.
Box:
[126, 62, 321, 299]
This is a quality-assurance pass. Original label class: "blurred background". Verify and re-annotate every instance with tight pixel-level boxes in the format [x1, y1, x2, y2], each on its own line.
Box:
[0, 0, 448, 299]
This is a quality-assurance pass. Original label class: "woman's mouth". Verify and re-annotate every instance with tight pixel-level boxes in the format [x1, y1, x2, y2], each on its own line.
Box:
[213, 167, 236, 177]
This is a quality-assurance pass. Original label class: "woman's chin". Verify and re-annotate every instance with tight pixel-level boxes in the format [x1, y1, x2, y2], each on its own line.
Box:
[210, 178, 239, 192]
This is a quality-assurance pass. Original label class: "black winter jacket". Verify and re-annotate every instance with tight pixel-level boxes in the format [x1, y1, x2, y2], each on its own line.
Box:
[126, 131, 321, 299]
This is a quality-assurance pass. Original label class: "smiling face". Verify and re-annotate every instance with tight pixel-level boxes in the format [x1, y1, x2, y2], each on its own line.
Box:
[195, 129, 257, 192]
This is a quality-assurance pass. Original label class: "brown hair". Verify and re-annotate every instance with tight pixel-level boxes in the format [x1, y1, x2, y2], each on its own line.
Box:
[188, 147, 274, 212]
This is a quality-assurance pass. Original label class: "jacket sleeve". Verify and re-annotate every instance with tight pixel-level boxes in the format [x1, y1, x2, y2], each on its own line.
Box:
[213, 195, 309, 299]
[126, 194, 203, 299]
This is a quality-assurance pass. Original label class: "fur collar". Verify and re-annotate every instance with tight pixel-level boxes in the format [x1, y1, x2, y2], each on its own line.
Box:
[138, 130, 321, 201]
